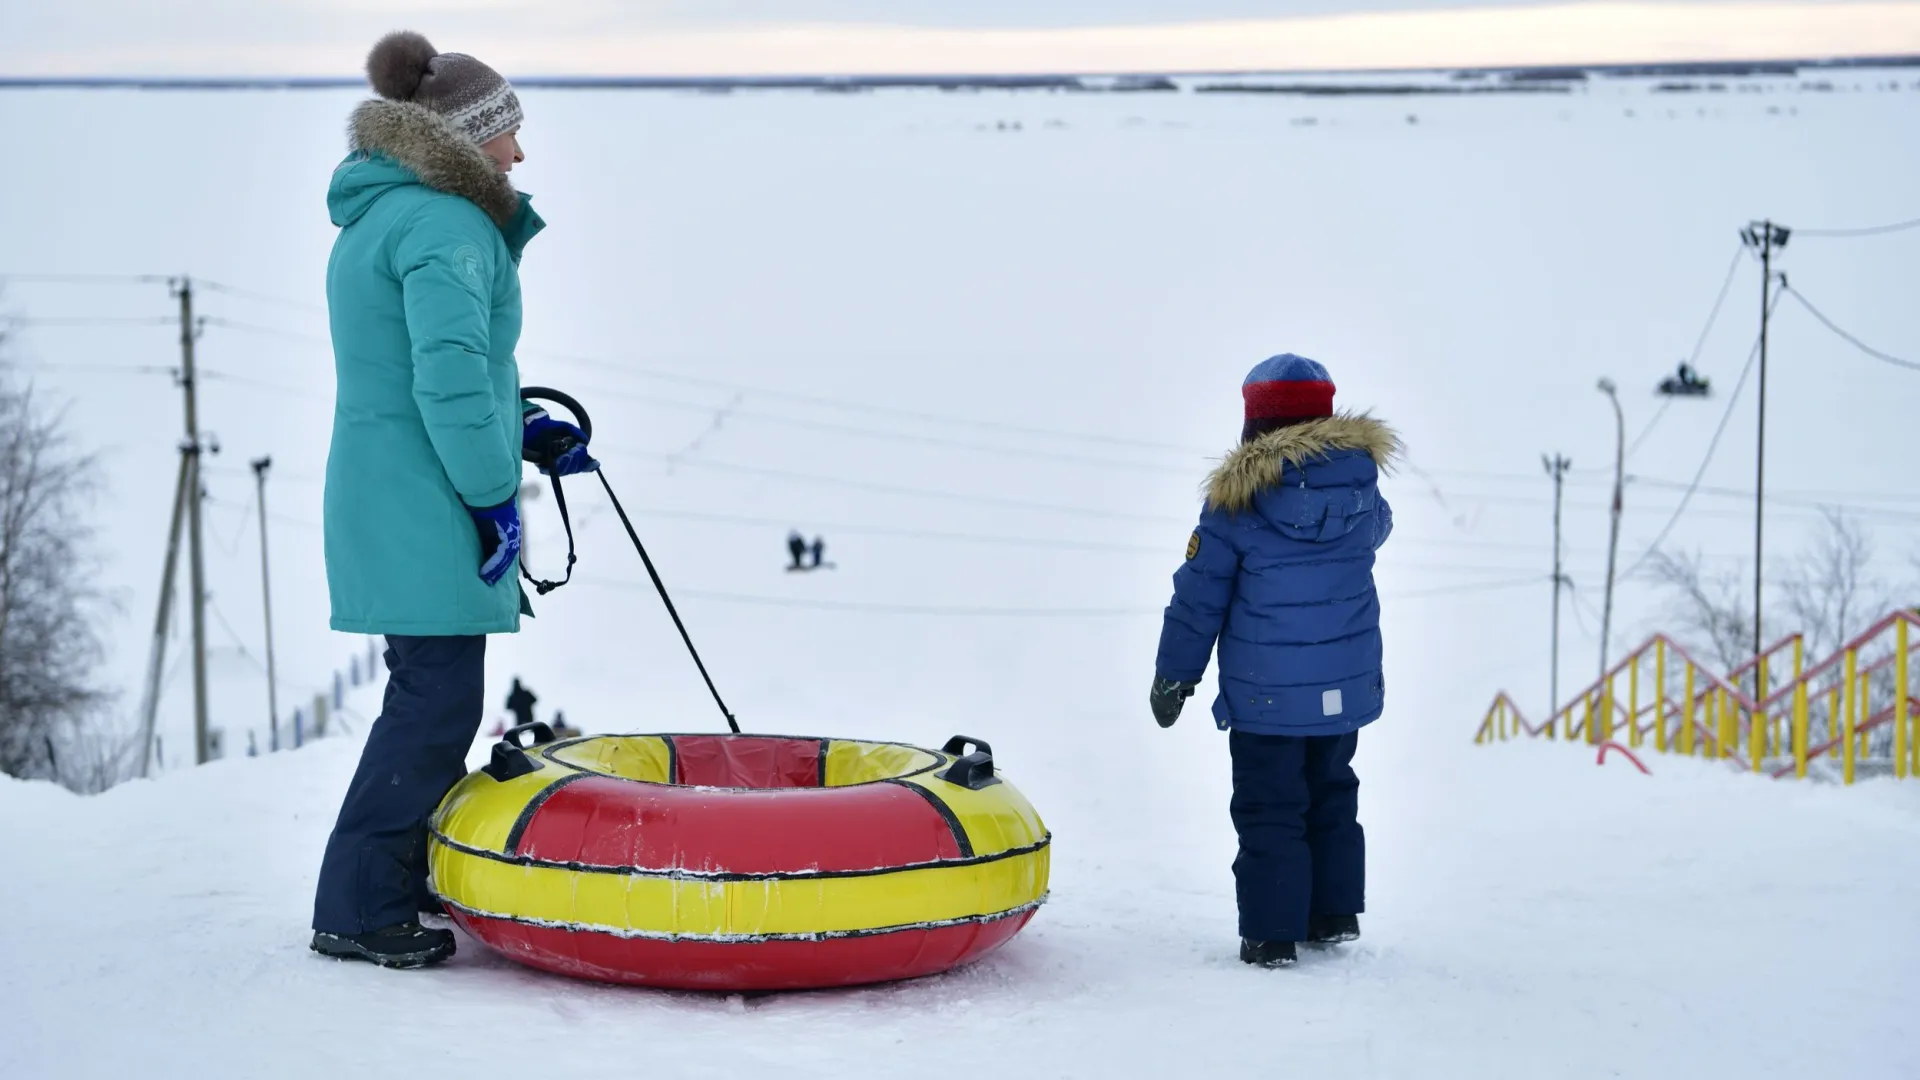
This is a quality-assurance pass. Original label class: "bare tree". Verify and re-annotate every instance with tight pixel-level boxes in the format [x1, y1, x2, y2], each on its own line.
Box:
[1646, 511, 1898, 676]
[1781, 508, 1892, 661]
[0, 345, 120, 788]
[1641, 549, 1754, 675]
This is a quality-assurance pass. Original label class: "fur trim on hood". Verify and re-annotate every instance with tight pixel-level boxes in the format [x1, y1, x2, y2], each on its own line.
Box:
[1205, 413, 1402, 513]
[347, 99, 519, 227]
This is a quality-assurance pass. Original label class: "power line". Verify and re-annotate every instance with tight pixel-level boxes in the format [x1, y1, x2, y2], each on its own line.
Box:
[199, 368, 330, 401]
[1627, 475, 1920, 513]
[0, 272, 169, 286]
[8, 361, 175, 377]
[664, 457, 1195, 525]
[3, 316, 175, 328]
[577, 381, 1201, 474]
[1791, 216, 1920, 239]
[600, 570, 1544, 617]
[208, 597, 266, 674]
[1623, 286, 1780, 575]
[526, 347, 1208, 456]
[576, 503, 1596, 575]
[1629, 244, 1745, 460]
[1781, 286, 1920, 372]
[196, 280, 326, 315]
[1386, 575, 1544, 601]
[200, 317, 330, 347]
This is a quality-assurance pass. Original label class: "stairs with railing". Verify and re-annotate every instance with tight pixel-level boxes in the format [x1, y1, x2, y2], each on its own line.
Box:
[1477, 609, 1919, 784]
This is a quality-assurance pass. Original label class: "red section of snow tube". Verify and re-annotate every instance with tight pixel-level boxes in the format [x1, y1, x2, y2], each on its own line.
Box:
[452, 908, 1039, 992]
[671, 734, 824, 788]
[514, 774, 965, 873]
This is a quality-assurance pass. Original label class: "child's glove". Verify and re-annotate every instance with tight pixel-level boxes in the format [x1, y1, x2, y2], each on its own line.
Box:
[1150, 677, 1198, 728]
[523, 407, 599, 477]
[468, 499, 522, 586]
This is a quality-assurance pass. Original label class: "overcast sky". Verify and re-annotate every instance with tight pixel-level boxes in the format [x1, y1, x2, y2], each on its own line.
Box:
[3, 0, 1914, 75]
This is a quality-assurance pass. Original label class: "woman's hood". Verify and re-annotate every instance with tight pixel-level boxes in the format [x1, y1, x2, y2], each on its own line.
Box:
[327, 99, 522, 229]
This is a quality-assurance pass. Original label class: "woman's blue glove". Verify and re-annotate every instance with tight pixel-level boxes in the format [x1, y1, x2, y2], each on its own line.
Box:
[523, 406, 599, 477]
[468, 499, 522, 586]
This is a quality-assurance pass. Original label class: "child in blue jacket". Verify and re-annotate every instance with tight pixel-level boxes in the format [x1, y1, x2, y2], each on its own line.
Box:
[1152, 354, 1399, 968]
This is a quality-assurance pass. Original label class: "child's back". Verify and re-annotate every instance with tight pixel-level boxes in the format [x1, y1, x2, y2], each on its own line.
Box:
[1150, 354, 1399, 968]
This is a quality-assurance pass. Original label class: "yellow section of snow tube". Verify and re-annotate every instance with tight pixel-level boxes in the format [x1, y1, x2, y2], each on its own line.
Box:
[427, 731, 1050, 990]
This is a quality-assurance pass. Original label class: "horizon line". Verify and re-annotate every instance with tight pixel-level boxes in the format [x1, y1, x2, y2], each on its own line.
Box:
[3, 52, 1917, 90]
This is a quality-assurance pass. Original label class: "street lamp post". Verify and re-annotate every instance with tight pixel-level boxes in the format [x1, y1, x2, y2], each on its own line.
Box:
[1597, 378, 1625, 685]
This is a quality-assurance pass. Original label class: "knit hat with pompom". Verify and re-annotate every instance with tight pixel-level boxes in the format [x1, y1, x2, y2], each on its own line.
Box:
[365, 31, 522, 146]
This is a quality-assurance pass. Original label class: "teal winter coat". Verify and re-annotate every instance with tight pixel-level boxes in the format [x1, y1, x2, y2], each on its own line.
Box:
[323, 99, 545, 636]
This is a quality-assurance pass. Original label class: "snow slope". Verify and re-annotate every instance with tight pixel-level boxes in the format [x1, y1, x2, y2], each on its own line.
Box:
[4, 698, 1918, 1079]
[2, 67, 1919, 1078]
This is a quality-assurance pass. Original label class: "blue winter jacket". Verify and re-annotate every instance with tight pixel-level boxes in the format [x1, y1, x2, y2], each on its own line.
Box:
[1155, 414, 1400, 736]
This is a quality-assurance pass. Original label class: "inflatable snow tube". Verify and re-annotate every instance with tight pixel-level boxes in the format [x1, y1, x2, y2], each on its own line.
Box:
[428, 726, 1051, 991]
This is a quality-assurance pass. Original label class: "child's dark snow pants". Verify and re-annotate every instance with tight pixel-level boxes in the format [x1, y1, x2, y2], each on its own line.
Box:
[1228, 729, 1365, 942]
[312, 635, 487, 936]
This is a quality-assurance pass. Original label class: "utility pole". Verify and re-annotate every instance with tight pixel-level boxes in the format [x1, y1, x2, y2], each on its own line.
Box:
[1543, 453, 1572, 716]
[136, 455, 190, 777]
[252, 457, 281, 753]
[172, 276, 214, 765]
[1597, 378, 1625, 685]
[1740, 220, 1790, 663]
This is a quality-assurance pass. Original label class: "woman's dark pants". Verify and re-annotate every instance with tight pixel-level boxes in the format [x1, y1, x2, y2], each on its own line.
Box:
[312, 635, 486, 936]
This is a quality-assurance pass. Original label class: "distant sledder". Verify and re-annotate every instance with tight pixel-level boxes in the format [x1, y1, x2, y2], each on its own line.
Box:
[1151, 354, 1398, 969]
[785, 531, 834, 572]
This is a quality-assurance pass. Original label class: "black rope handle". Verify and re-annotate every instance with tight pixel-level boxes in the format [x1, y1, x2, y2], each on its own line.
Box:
[513, 387, 739, 734]
[517, 387, 587, 596]
[597, 468, 741, 734]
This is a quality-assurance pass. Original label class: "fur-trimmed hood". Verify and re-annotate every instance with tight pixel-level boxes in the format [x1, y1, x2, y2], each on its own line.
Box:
[343, 99, 520, 227]
[1205, 413, 1401, 513]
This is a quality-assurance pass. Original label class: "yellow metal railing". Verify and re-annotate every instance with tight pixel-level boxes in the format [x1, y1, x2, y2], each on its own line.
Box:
[1476, 609, 1920, 785]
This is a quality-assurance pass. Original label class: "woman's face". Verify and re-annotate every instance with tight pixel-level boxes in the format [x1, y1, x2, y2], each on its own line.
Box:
[481, 129, 524, 173]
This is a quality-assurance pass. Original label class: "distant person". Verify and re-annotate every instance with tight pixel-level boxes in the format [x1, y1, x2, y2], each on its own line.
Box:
[787, 530, 809, 571]
[809, 537, 826, 570]
[311, 30, 595, 972]
[505, 678, 537, 729]
[551, 711, 581, 739]
[1150, 354, 1397, 970]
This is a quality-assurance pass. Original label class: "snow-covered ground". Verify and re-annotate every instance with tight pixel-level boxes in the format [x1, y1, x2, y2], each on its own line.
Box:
[6, 688, 1918, 1078]
[2, 66, 1918, 1078]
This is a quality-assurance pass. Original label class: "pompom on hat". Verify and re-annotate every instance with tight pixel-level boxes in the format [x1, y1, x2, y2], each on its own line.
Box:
[365, 30, 523, 147]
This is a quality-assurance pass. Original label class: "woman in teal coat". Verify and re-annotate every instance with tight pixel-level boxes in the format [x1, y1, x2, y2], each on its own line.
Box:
[310, 32, 594, 970]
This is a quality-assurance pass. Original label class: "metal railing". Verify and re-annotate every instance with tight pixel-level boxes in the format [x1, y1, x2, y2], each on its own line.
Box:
[1477, 610, 1918, 784]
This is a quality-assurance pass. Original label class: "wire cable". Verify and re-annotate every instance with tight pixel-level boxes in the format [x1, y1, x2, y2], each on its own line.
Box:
[1623, 285, 1781, 575]
[1628, 244, 1745, 460]
[1791, 216, 1920, 238]
[603, 571, 1544, 618]
[667, 457, 1195, 526]
[1781, 286, 1920, 372]
[580, 382, 1201, 475]
[3, 316, 175, 328]
[196, 280, 326, 315]
[199, 317, 330, 347]
[0, 272, 169, 286]
[198, 368, 331, 401]
[526, 347, 1208, 456]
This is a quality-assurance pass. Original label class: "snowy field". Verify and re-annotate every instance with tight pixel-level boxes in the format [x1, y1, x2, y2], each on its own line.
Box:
[2, 67, 1919, 1078]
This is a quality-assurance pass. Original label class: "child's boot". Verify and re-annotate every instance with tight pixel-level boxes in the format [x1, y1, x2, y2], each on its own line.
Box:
[1239, 939, 1298, 968]
[1307, 914, 1360, 944]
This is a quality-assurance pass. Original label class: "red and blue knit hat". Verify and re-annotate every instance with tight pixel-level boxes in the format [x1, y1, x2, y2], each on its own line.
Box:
[1243, 353, 1335, 423]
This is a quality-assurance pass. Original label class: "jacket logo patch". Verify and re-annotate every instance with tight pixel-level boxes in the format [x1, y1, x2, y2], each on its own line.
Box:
[1186, 531, 1201, 560]
[1322, 689, 1344, 716]
[453, 245, 484, 289]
